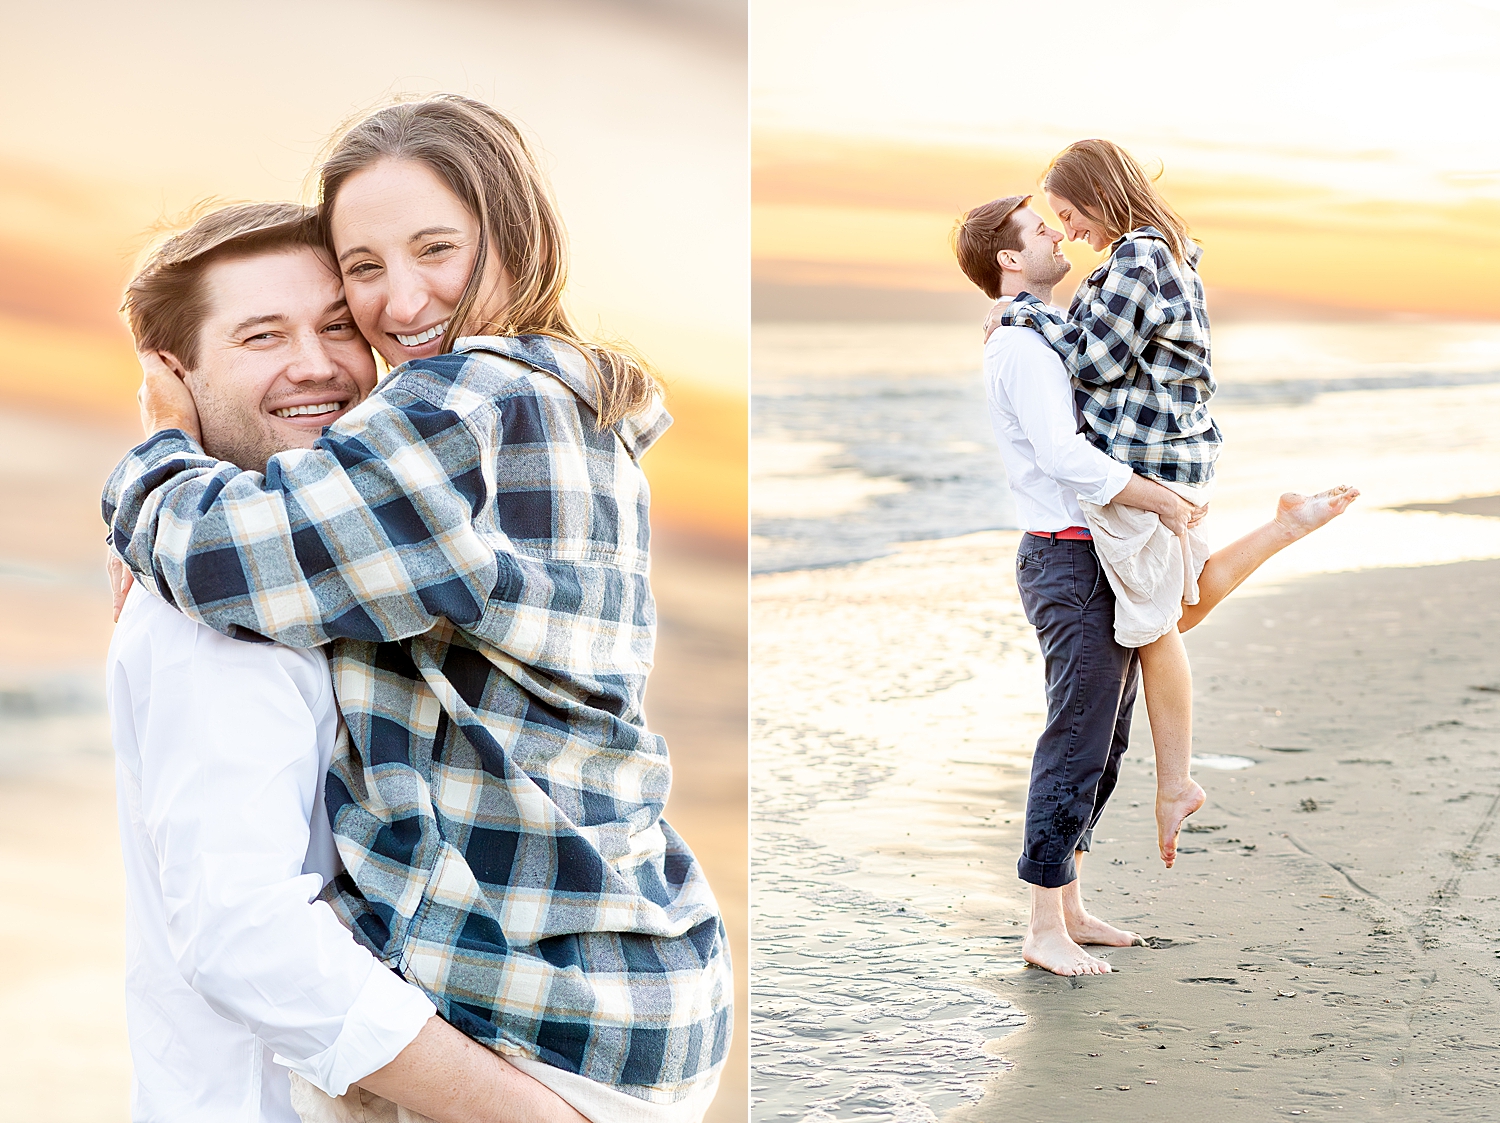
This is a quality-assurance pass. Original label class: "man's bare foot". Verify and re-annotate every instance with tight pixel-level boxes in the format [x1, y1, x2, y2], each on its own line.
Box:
[1274, 485, 1360, 540]
[1023, 927, 1113, 976]
[1157, 779, 1206, 867]
[1066, 910, 1144, 947]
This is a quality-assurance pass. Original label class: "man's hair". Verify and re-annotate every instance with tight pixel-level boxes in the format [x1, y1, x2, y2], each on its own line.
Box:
[950, 195, 1031, 299]
[1043, 139, 1192, 262]
[122, 201, 322, 369]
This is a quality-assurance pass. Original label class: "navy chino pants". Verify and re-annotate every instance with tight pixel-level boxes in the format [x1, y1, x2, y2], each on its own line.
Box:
[1014, 534, 1141, 888]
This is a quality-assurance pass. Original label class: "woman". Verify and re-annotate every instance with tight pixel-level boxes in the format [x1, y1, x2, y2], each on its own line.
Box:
[106, 96, 731, 1121]
[995, 139, 1357, 869]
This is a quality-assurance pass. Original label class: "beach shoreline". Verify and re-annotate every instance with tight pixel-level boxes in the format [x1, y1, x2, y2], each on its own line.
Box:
[752, 530, 1500, 1120]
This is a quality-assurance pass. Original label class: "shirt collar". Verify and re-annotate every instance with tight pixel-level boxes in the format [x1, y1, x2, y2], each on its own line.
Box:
[1109, 226, 1203, 267]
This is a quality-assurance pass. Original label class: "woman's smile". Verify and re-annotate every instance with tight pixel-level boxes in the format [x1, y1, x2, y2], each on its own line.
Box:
[392, 321, 447, 348]
[1045, 190, 1111, 251]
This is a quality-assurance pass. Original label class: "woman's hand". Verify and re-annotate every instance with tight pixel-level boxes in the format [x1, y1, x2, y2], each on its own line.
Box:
[982, 297, 1011, 343]
[137, 350, 202, 443]
[108, 553, 134, 622]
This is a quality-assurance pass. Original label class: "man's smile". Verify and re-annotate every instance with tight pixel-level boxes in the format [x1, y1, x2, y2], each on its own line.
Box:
[267, 393, 358, 426]
[272, 401, 345, 419]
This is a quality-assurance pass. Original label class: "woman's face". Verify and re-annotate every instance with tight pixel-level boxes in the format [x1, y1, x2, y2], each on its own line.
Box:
[330, 158, 510, 367]
[1045, 191, 1112, 253]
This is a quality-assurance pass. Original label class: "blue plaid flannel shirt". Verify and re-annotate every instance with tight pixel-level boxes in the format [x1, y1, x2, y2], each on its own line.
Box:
[103, 335, 732, 1103]
[1002, 226, 1222, 485]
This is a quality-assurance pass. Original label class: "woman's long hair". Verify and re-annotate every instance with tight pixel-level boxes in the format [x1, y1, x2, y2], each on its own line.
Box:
[1043, 139, 1193, 263]
[319, 95, 659, 428]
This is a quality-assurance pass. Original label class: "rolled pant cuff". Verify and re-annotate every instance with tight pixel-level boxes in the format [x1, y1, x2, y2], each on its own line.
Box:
[1017, 853, 1078, 889]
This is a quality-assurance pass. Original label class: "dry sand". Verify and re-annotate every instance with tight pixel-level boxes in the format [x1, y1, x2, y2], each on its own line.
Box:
[0, 406, 747, 1122]
[752, 531, 1500, 1121]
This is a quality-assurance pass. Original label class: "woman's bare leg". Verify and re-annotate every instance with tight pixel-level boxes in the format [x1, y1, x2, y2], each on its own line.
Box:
[1137, 627, 1205, 867]
[1180, 486, 1359, 631]
[1134, 487, 1357, 867]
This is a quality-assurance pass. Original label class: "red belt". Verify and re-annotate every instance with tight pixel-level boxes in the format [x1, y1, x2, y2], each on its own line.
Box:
[1028, 526, 1092, 541]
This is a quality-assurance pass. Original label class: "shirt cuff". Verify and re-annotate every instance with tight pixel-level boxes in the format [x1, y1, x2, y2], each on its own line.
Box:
[274, 965, 436, 1097]
[134, 428, 205, 460]
[1091, 459, 1135, 506]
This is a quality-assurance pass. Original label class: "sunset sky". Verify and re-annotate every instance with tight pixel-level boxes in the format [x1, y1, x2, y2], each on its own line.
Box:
[0, 0, 746, 534]
[752, 0, 1500, 319]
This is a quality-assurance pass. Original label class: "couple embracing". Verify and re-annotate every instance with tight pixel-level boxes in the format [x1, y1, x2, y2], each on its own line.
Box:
[953, 140, 1358, 977]
[104, 96, 730, 1121]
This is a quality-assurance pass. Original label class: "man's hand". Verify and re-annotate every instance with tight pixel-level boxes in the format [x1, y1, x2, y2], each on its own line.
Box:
[1113, 473, 1203, 536]
[108, 553, 134, 622]
[137, 350, 201, 443]
[1156, 493, 1207, 537]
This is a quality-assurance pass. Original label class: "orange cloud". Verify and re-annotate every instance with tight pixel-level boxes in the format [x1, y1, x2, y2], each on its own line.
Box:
[753, 132, 1500, 320]
[754, 131, 1054, 212]
[645, 381, 747, 540]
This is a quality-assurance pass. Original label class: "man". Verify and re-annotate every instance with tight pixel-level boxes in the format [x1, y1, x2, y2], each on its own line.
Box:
[107, 201, 587, 1121]
[951, 196, 1201, 976]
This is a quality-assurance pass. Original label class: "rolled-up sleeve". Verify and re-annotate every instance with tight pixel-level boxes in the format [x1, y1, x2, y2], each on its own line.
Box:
[138, 609, 434, 1095]
[991, 332, 1132, 506]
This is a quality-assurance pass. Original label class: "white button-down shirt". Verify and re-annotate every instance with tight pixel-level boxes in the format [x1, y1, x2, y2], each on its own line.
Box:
[983, 323, 1133, 531]
[107, 587, 435, 1122]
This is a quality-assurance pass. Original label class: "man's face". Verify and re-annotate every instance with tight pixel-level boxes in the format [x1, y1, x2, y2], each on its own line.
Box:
[185, 248, 379, 471]
[1001, 207, 1071, 291]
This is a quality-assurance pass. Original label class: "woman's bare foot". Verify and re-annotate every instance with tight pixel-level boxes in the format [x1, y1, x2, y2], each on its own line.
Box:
[1274, 485, 1360, 540]
[1065, 909, 1144, 947]
[1157, 779, 1206, 867]
[1022, 927, 1113, 976]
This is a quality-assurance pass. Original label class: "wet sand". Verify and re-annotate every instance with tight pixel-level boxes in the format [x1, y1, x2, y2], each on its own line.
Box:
[0, 406, 747, 1121]
[964, 553, 1500, 1121]
[752, 532, 1500, 1120]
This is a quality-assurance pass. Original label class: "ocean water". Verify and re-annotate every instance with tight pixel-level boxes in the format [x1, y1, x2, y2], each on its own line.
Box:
[749, 318, 1500, 1122]
[751, 324, 1012, 574]
[751, 320, 1500, 574]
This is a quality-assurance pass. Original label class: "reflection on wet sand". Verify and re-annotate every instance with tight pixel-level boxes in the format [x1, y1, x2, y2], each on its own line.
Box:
[753, 534, 1041, 1120]
[755, 843, 1024, 1120]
